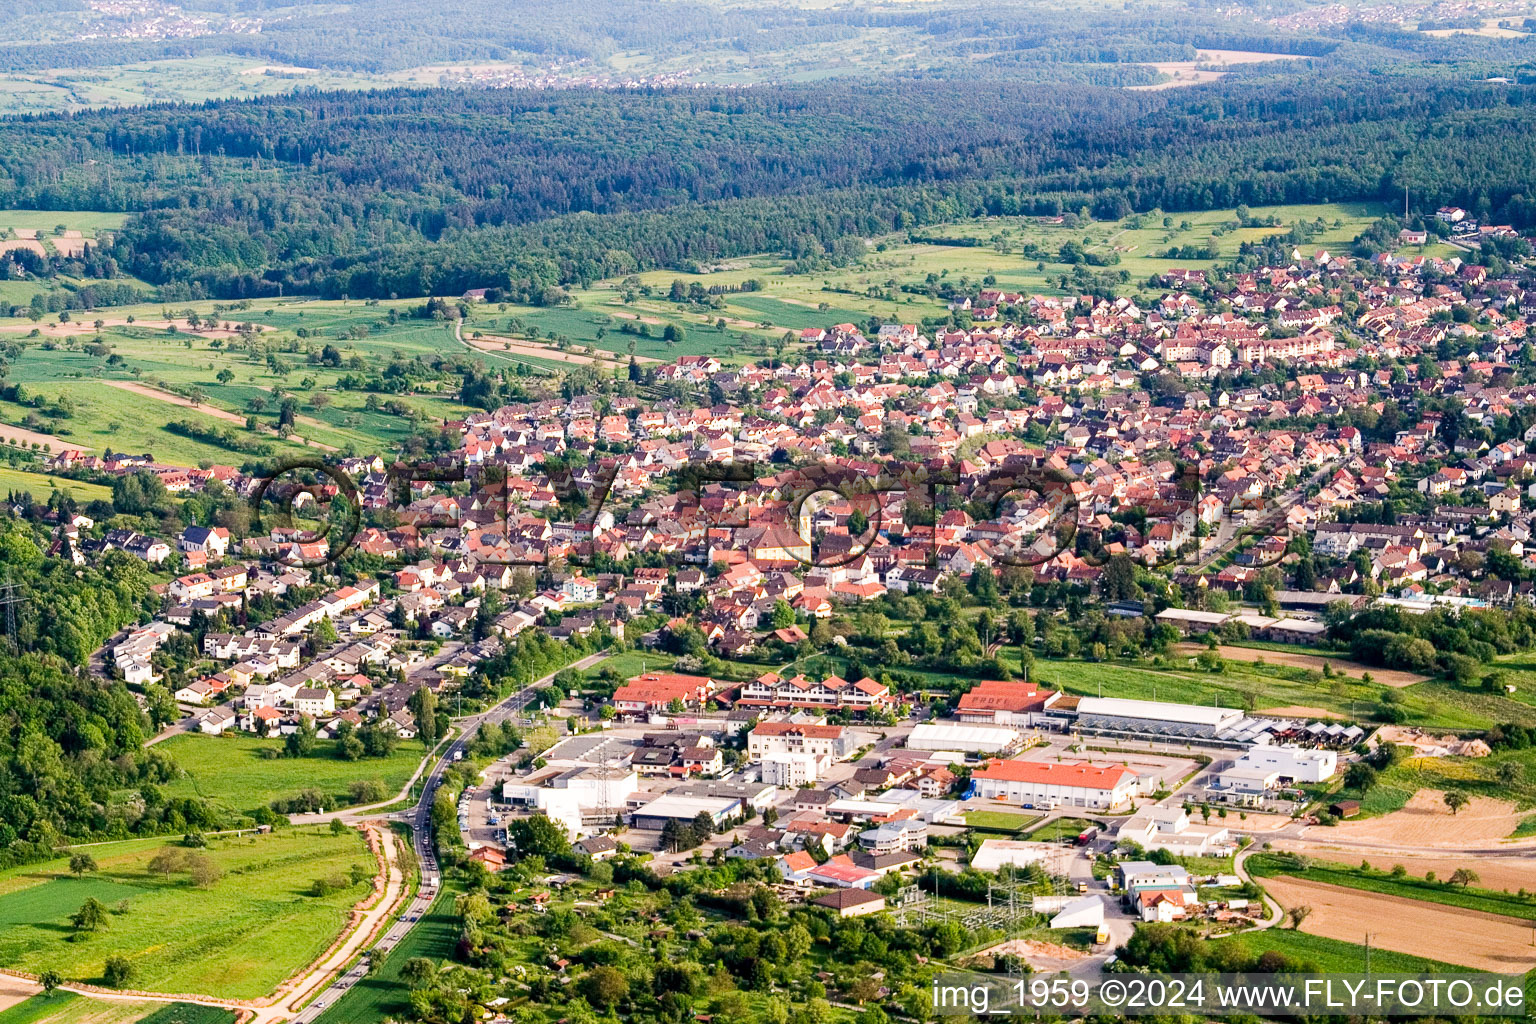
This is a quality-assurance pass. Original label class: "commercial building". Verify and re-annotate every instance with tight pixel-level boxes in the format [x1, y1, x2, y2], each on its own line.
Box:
[905, 721, 1021, 754]
[1154, 608, 1232, 634]
[1049, 895, 1105, 930]
[1072, 696, 1278, 747]
[970, 759, 1138, 811]
[955, 681, 1060, 727]
[1205, 744, 1334, 805]
[1239, 744, 1336, 782]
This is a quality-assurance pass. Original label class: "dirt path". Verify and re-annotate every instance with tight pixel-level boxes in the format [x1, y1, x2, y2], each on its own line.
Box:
[1258, 874, 1536, 972]
[0, 974, 38, 1013]
[0, 422, 88, 451]
[249, 822, 406, 1023]
[1177, 643, 1428, 687]
[1258, 705, 1345, 719]
[101, 381, 339, 453]
[461, 326, 658, 366]
[1318, 789, 1528, 846]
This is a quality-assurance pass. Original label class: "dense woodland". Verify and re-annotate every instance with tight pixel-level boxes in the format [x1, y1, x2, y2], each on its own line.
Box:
[4, 75, 1536, 301]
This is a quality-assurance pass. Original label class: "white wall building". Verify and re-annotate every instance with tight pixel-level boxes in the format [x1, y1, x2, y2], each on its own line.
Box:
[761, 752, 827, 787]
[906, 721, 1020, 754]
[1239, 744, 1336, 782]
[747, 722, 849, 760]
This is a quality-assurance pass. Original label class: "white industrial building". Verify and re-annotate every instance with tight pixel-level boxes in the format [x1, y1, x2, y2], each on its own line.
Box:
[761, 751, 827, 787]
[1049, 895, 1105, 930]
[970, 759, 1138, 811]
[1205, 744, 1335, 805]
[1073, 696, 1280, 747]
[905, 721, 1021, 754]
[1239, 744, 1336, 782]
[826, 792, 964, 825]
[969, 839, 1058, 872]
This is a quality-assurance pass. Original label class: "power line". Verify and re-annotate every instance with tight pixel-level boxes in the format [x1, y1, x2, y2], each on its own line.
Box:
[0, 571, 23, 655]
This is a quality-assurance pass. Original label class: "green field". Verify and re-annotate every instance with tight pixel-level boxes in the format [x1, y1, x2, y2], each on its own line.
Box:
[0, 997, 233, 1024]
[962, 810, 1041, 832]
[1009, 652, 1535, 731]
[159, 733, 430, 818]
[0, 464, 112, 503]
[584, 650, 677, 683]
[0, 210, 129, 234]
[0, 829, 373, 998]
[1212, 928, 1472, 973]
[314, 885, 460, 1024]
[132, 1006, 237, 1024]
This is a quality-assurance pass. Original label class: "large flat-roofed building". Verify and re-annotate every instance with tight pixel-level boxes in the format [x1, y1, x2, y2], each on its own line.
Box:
[630, 793, 741, 831]
[1154, 608, 1232, 635]
[969, 839, 1058, 872]
[1073, 696, 1271, 746]
[906, 721, 1021, 754]
[970, 758, 1138, 811]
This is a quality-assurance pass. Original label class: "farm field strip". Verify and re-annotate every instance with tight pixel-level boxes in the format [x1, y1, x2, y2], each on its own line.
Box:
[1256, 874, 1536, 972]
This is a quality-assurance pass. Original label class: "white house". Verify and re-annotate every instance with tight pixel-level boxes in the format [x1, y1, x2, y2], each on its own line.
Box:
[292, 687, 335, 716]
[1116, 805, 1233, 856]
[199, 706, 237, 735]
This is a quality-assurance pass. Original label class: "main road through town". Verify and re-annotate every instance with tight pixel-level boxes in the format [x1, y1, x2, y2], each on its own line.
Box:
[290, 648, 611, 1022]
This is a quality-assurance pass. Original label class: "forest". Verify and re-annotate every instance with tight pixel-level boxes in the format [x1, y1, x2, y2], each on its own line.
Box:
[3, 74, 1536, 302]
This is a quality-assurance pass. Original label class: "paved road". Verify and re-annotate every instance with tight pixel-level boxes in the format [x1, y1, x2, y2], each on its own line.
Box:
[293, 649, 610, 1022]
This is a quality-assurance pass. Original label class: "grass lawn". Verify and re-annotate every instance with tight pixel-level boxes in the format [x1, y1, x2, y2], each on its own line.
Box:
[1246, 854, 1536, 921]
[158, 733, 431, 817]
[0, 828, 373, 998]
[584, 650, 675, 684]
[1213, 928, 1471, 973]
[962, 811, 1040, 833]
[314, 884, 461, 1024]
[1023, 817, 1100, 841]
